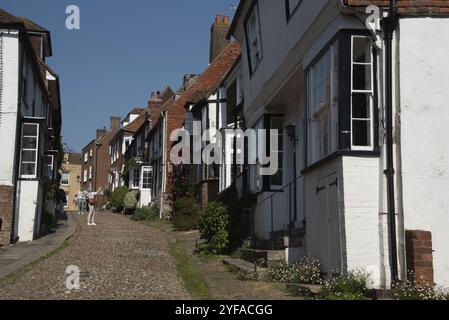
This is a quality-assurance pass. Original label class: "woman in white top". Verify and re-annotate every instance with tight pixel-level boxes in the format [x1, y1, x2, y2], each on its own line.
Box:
[87, 187, 102, 226]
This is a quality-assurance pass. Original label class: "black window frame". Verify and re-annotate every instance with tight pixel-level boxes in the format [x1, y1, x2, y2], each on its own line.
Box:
[303, 30, 380, 172]
[261, 114, 284, 192]
[285, 0, 303, 23]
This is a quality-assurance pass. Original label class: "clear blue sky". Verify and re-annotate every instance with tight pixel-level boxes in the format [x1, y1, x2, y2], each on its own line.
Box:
[2, 0, 236, 152]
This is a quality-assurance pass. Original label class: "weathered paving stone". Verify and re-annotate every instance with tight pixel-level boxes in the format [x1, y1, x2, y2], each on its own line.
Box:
[0, 212, 190, 300]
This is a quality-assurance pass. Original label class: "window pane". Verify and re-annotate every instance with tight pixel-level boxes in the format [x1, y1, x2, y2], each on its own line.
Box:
[22, 137, 37, 149]
[21, 163, 35, 175]
[271, 169, 283, 186]
[352, 120, 371, 146]
[353, 37, 372, 64]
[353, 64, 372, 91]
[352, 93, 371, 119]
[23, 124, 37, 136]
[288, 0, 302, 16]
[22, 150, 36, 162]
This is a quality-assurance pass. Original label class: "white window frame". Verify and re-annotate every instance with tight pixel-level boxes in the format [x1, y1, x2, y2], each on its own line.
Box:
[350, 35, 374, 151]
[83, 169, 87, 183]
[20, 123, 39, 178]
[306, 42, 339, 165]
[130, 167, 140, 190]
[43, 155, 54, 179]
[141, 166, 152, 190]
[245, 1, 263, 74]
[89, 166, 92, 180]
[61, 172, 70, 186]
[84, 152, 88, 163]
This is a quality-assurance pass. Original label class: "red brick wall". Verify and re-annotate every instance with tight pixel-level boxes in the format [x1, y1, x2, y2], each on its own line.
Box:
[406, 230, 435, 286]
[0, 186, 14, 246]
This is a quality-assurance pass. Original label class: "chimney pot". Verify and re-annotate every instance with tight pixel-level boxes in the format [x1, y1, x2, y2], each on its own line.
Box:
[209, 14, 231, 63]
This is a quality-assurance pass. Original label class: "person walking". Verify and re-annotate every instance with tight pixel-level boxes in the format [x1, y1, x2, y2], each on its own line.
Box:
[87, 187, 102, 226]
[75, 191, 81, 215]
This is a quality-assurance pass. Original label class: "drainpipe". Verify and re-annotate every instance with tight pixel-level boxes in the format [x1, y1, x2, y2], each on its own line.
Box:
[160, 110, 168, 219]
[383, 0, 399, 284]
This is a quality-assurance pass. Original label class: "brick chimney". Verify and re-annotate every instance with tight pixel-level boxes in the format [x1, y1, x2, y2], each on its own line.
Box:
[209, 15, 230, 63]
[148, 91, 163, 109]
[96, 128, 107, 140]
[110, 116, 121, 132]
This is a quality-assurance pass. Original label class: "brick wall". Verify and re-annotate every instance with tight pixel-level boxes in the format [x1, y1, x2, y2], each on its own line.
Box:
[406, 230, 434, 286]
[0, 185, 14, 246]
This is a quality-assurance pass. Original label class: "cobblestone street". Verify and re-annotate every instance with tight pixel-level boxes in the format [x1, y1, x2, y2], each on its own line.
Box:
[0, 212, 189, 300]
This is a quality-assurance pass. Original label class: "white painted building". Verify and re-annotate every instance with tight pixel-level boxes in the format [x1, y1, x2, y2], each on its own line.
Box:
[225, 0, 449, 288]
[0, 9, 62, 244]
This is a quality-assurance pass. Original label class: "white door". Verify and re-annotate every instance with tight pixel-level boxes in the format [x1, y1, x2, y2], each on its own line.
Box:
[316, 173, 342, 276]
[139, 166, 153, 207]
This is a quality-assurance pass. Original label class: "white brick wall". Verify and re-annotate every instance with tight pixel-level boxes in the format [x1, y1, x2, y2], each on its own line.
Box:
[341, 156, 382, 288]
[0, 30, 20, 186]
[399, 18, 449, 287]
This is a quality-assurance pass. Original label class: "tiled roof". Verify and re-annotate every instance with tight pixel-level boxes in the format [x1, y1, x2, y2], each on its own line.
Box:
[0, 8, 48, 31]
[152, 41, 240, 131]
[123, 111, 147, 133]
[344, 0, 449, 15]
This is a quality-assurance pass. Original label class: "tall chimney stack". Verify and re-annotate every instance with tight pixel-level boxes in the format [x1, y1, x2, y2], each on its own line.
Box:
[110, 116, 121, 132]
[209, 15, 230, 63]
[96, 128, 107, 140]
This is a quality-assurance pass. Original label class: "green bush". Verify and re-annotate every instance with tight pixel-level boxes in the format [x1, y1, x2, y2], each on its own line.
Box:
[172, 196, 201, 231]
[132, 205, 159, 221]
[317, 270, 370, 300]
[266, 257, 322, 285]
[198, 202, 230, 255]
[41, 211, 56, 229]
[124, 190, 140, 212]
[111, 186, 129, 212]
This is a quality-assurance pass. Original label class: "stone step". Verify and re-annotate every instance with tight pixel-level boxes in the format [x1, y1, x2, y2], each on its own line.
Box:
[240, 248, 286, 268]
[286, 283, 323, 296]
[254, 232, 304, 250]
[222, 258, 267, 280]
[271, 227, 305, 239]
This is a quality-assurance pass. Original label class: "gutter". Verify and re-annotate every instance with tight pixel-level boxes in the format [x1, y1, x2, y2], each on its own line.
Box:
[383, 0, 399, 284]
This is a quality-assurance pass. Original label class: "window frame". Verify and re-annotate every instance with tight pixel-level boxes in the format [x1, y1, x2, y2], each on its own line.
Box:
[285, 0, 302, 23]
[304, 30, 379, 170]
[61, 172, 70, 186]
[43, 155, 54, 180]
[265, 115, 284, 190]
[130, 166, 141, 190]
[244, 0, 263, 76]
[141, 166, 153, 190]
[350, 35, 375, 151]
[305, 42, 339, 165]
[20, 123, 40, 179]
